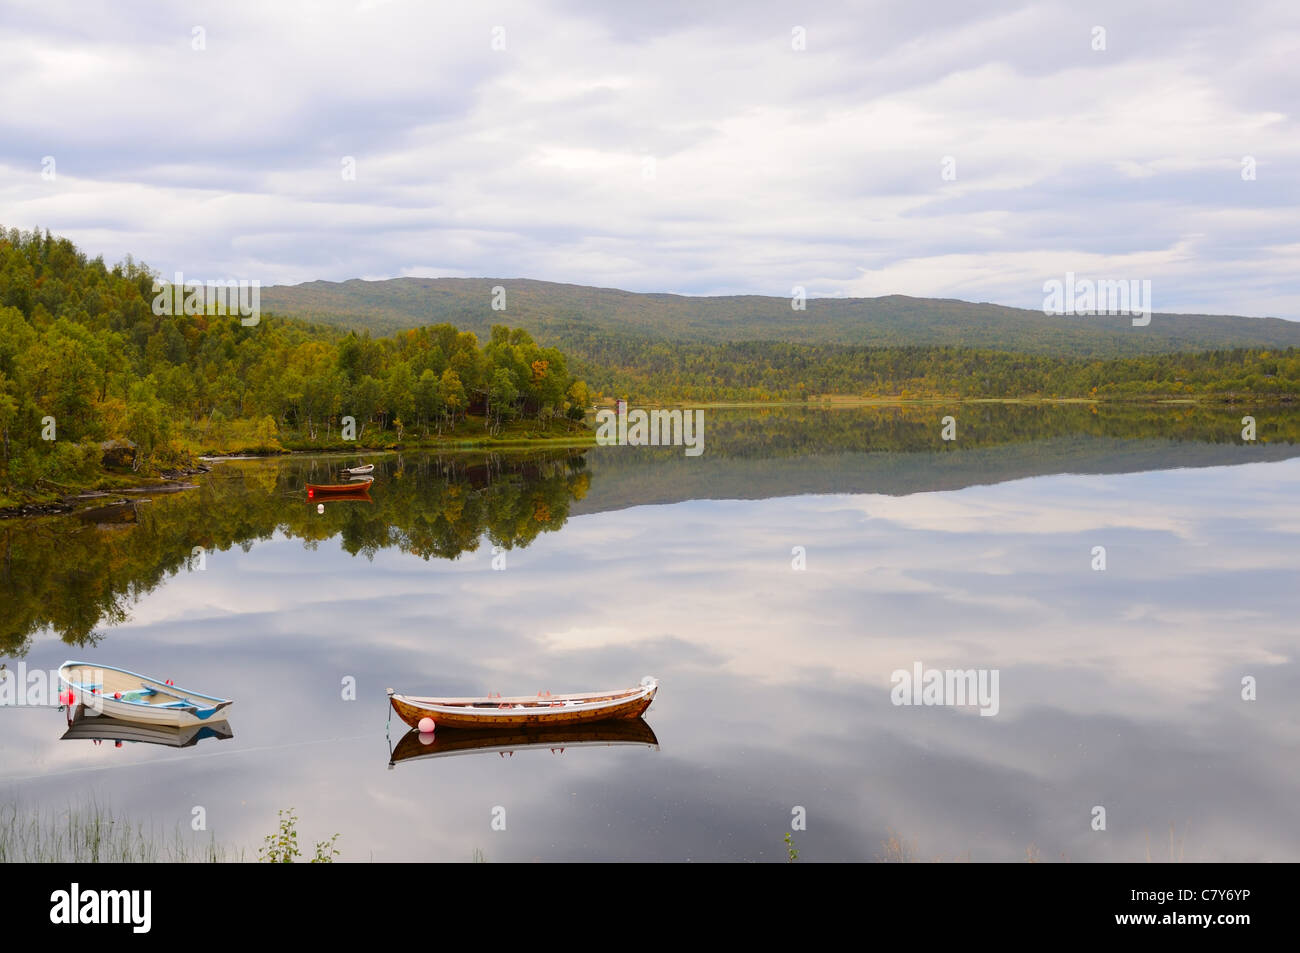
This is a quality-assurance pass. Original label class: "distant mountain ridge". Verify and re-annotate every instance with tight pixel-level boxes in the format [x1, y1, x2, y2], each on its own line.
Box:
[262, 276, 1300, 356]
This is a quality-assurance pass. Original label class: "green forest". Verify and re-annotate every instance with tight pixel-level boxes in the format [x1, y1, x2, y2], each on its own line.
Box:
[580, 338, 1300, 402]
[2, 226, 1297, 507]
[0, 228, 592, 506]
[263, 280, 1300, 402]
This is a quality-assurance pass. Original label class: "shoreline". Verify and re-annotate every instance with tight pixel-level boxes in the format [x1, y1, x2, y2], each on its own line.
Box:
[3, 397, 1293, 519]
[1, 424, 595, 519]
[0, 464, 214, 520]
[0, 436, 595, 520]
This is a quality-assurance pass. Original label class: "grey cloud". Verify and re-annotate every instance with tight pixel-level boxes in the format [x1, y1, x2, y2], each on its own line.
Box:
[0, 0, 1296, 315]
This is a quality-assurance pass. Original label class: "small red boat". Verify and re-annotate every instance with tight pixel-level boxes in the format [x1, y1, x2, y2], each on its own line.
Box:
[307, 481, 372, 499]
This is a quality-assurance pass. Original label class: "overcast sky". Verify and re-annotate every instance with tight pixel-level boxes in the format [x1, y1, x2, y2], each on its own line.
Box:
[2, 0, 1297, 316]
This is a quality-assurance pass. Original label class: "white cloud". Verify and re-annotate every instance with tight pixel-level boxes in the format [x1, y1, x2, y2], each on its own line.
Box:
[2, 0, 1298, 315]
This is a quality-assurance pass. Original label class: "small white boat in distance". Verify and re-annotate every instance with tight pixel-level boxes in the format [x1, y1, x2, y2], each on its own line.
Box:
[342, 463, 374, 475]
[59, 661, 233, 728]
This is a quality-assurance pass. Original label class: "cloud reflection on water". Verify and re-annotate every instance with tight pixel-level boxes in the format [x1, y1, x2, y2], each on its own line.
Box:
[2, 458, 1297, 861]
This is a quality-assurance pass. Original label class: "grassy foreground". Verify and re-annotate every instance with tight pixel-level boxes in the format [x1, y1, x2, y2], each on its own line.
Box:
[0, 802, 242, 863]
[0, 803, 346, 863]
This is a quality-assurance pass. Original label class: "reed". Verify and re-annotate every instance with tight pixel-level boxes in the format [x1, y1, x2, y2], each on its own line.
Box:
[0, 801, 241, 863]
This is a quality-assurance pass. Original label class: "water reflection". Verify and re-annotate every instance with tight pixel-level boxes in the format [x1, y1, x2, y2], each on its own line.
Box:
[5, 405, 1297, 657]
[1, 405, 1298, 861]
[61, 710, 234, 749]
[388, 718, 659, 766]
[0, 451, 592, 654]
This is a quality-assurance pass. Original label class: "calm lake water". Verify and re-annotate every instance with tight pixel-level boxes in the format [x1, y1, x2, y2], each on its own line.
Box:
[2, 405, 1298, 861]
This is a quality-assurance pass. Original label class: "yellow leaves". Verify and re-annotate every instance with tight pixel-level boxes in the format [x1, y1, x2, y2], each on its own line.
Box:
[96, 396, 129, 436]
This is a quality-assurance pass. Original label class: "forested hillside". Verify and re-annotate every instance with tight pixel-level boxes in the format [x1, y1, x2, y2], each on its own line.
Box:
[262, 276, 1300, 355]
[261, 275, 1300, 401]
[0, 228, 590, 504]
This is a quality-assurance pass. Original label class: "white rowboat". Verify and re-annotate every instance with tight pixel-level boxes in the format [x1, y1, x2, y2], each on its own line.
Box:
[59, 661, 233, 728]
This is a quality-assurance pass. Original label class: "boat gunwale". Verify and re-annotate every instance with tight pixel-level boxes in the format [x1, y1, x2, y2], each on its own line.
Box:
[391, 684, 653, 713]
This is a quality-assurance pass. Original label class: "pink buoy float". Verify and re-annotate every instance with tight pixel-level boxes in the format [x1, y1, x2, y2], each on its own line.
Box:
[417, 716, 435, 733]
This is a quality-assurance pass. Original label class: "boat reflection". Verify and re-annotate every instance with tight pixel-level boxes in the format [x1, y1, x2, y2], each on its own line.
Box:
[388, 717, 659, 766]
[61, 710, 235, 749]
[308, 488, 373, 504]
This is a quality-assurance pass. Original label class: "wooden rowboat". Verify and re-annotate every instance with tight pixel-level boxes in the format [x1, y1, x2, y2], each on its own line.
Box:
[58, 661, 233, 728]
[307, 481, 372, 498]
[342, 463, 375, 475]
[388, 718, 658, 766]
[62, 710, 234, 748]
[388, 676, 658, 730]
